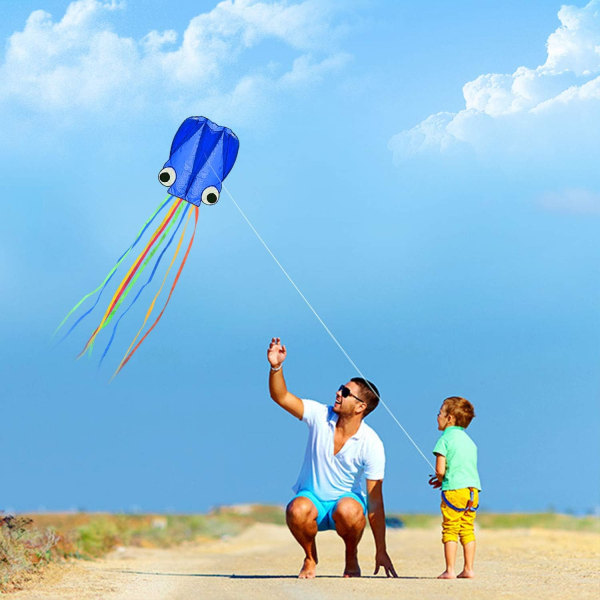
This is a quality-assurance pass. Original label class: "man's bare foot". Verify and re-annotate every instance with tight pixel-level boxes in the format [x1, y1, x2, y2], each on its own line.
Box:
[437, 570, 456, 579]
[343, 556, 361, 578]
[458, 569, 475, 578]
[298, 557, 317, 579]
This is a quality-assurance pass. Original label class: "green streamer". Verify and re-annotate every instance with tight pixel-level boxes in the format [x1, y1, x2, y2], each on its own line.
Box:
[55, 195, 172, 336]
[86, 201, 185, 356]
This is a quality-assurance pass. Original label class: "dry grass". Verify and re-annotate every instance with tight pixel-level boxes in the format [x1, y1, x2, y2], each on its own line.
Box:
[0, 515, 59, 592]
[0, 505, 284, 591]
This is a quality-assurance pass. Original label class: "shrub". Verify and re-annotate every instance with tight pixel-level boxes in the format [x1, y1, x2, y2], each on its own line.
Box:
[0, 515, 59, 592]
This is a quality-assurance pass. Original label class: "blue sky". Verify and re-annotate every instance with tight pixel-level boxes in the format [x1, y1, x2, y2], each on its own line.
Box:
[1, 0, 599, 515]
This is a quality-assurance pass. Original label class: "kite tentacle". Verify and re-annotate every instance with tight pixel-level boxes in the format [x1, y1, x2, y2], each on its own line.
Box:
[113, 205, 199, 377]
[78, 198, 183, 357]
[55, 195, 173, 342]
[113, 204, 194, 371]
[93, 200, 187, 342]
[99, 202, 189, 366]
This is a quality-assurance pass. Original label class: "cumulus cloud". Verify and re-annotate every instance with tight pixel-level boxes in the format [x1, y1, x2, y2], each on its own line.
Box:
[0, 0, 350, 120]
[390, 0, 600, 161]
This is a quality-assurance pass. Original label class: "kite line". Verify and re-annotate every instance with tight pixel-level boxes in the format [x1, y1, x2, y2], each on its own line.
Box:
[220, 181, 435, 471]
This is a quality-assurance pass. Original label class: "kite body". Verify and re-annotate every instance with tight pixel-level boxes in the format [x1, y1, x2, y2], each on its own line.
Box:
[158, 117, 239, 207]
[57, 116, 239, 376]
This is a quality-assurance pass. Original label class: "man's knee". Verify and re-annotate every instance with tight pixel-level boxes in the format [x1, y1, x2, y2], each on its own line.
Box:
[332, 497, 366, 532]
[286, 496, 318, 525]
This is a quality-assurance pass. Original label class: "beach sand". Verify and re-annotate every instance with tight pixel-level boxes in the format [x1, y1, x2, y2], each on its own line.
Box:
[11, 524, 600, 599]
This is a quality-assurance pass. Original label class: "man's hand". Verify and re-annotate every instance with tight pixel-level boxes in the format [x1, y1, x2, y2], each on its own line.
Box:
[267, 337, 287, 368]
[268, 338, 303, 419]
[428, 475, 442, 489]
[374, 550, 398, 578]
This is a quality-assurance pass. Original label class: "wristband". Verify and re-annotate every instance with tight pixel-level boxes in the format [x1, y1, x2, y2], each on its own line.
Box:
[270, 365, 282, 372]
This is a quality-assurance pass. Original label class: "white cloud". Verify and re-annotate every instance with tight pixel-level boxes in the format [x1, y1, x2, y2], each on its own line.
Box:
[538, 188, 600, 214]
[0, 0, 349, 121]
[390, 0, 600, 161]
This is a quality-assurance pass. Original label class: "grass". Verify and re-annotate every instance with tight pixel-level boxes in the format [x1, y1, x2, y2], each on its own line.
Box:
[387, 511, 600, 532]
[1, 506, 597, 591]
[475, 512, 600, 532]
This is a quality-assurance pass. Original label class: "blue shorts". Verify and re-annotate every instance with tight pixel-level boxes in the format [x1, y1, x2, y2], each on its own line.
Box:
[292, 490, 367, 531]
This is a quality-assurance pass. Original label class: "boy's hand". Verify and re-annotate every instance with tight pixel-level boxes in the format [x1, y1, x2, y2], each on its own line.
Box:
[428, 475, 442, 489]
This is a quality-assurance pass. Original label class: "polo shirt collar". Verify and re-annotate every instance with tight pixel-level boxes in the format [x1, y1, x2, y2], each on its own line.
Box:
[443, 426, 464, 433]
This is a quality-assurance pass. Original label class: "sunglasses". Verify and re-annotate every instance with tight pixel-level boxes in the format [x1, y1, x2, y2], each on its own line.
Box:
[338, 385, 365, 404]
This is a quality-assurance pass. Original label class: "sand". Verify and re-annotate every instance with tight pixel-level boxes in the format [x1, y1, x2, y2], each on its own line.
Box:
[11, 524, 600, 599]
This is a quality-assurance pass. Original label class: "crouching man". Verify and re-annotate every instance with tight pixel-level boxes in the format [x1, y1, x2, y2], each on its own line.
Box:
[267, 337, 398, 578]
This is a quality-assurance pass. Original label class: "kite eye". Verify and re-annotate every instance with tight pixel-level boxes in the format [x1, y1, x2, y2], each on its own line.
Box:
[201, 186, 220, 205]
[158, 167, 176, 187]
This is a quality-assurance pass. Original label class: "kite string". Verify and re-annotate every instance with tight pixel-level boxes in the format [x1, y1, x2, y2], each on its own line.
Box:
[220, 183, 435, 472]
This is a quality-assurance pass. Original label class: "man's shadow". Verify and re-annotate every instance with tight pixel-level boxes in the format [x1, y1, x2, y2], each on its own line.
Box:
[105, 569, 431, 579]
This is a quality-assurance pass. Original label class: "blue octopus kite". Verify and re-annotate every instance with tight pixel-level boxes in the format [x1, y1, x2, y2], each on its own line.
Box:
[57, 116, 239, 375]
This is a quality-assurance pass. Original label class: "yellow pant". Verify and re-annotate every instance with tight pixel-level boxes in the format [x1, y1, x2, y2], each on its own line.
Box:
[440, 488, 478, 544]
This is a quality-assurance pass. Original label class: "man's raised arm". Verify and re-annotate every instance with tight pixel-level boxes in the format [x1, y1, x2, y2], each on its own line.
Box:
[267, 337, 304, 420]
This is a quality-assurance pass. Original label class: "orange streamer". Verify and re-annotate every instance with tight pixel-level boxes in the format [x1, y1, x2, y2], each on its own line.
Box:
[79, 198, 182, 356]
[113, 206, 199, 377]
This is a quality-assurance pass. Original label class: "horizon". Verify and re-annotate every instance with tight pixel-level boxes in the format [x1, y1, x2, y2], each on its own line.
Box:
[1, 0, 599, 516]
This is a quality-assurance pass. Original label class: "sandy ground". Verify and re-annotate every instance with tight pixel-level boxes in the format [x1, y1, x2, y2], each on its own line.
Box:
[11, 524, 600, 600]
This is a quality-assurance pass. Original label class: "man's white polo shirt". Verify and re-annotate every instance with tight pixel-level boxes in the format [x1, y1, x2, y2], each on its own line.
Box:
[292, 399, 385, 502]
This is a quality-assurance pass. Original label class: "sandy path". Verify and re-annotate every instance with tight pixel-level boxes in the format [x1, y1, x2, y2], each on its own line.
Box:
[12, 524, 600, 600]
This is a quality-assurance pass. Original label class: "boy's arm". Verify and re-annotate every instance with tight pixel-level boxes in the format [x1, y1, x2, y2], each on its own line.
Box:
[428, 453, 446, 488]
[435, 453, 446, 481]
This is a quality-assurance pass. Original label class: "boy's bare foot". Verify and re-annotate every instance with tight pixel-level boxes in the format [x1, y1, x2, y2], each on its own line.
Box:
[437, 570, 457, 579]
[298, 557, 317, 579]
[458, 569, 475, 578]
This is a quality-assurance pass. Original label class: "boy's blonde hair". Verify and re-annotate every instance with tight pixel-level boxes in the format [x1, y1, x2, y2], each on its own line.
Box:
[442, 396, 475, 428]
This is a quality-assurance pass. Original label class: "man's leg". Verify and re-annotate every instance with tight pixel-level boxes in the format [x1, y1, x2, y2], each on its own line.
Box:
[286, 496, 319, 578]
[332, 496, 366, 577]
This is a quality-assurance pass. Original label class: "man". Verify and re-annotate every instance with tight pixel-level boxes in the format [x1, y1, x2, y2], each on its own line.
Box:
[267, 337, 398, 579]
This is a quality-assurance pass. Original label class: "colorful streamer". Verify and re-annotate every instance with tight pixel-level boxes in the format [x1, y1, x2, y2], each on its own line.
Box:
[113, 205, 199, 377]
[55, 195, 173, 342]
[58, 116, 239, 375]
[78, 198, 183, 357]
[99, 202, 189, 365]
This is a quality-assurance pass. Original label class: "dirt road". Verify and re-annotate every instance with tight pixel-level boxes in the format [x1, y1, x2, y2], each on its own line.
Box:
[12, 524, 600, 600]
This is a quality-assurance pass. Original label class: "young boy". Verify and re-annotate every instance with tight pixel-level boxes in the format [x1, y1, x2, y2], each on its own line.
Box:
[428, 396, 481, 579]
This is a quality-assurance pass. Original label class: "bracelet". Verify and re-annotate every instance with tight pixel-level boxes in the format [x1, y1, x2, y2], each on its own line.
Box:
[270, 365, 282, 372]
